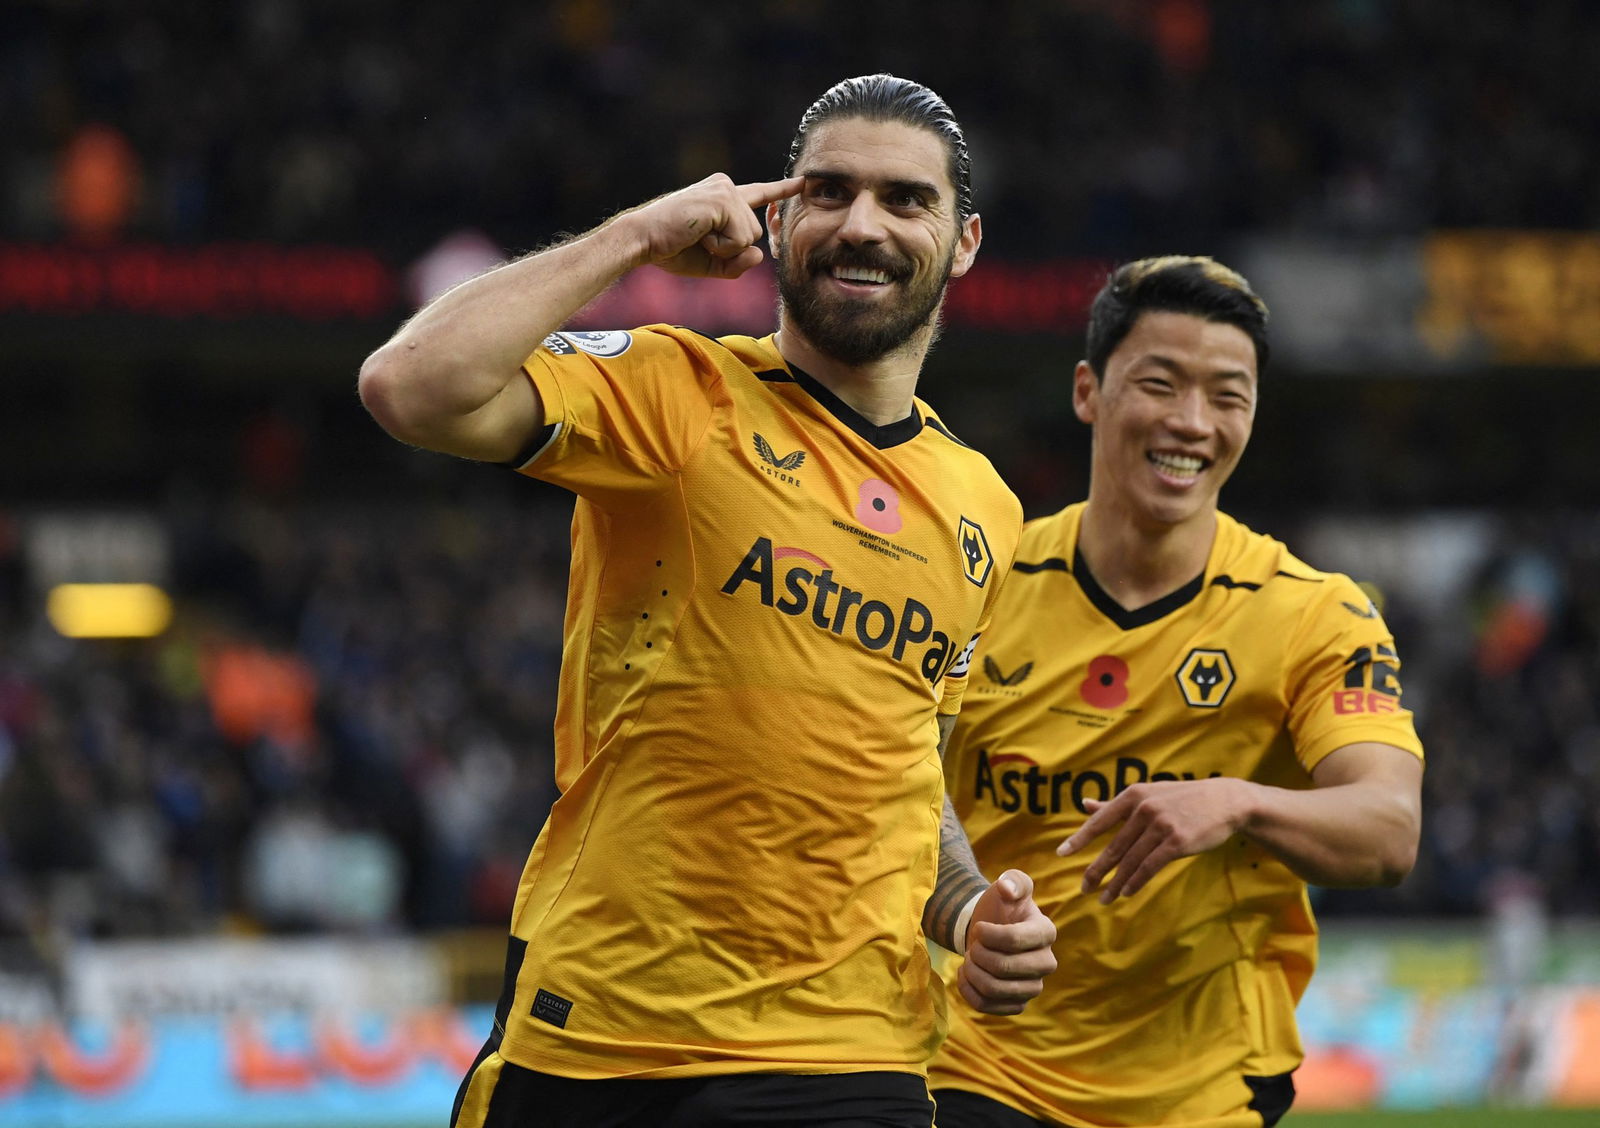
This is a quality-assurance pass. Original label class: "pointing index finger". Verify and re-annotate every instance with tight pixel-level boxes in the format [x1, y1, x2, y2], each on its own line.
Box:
[1058, 798, 1113, 856]
[739, 176, 805, 208]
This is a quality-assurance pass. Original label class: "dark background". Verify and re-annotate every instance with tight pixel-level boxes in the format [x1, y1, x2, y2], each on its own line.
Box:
[2, 0, 1597, 943]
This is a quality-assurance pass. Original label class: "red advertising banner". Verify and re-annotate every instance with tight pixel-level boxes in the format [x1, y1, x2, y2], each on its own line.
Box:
[0, 243, 395, 320]
[0, 242, 1106, 334]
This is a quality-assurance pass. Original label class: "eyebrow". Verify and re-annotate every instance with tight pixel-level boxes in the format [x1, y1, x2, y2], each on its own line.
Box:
[800, 168, 942, 202]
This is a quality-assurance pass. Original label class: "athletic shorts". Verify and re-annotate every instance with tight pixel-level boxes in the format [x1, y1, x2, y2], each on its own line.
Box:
[930, 1071, 1295, 1128]
[453, 1057, 936, 1128]
[930, 1088, 1048, 1127]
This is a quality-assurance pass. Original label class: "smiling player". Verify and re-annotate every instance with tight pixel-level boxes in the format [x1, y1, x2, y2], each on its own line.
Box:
[359, 74, 1056, 1128]
[928, 257, 1424, 1128]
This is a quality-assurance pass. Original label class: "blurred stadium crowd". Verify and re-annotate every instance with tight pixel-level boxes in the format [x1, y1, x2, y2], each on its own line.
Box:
[3, 0, 1598, 254]
[0, 491, 568, 940]
[2, 0, 1599, 951]
[2, 491, 1598, 944]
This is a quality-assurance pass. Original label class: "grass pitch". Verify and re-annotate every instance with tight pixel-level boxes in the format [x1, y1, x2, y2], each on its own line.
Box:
[1290, 1110, 1599, 1126]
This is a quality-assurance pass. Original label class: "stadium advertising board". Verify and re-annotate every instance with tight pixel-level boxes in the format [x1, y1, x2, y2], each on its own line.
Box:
[1232, 238, 1451, 374]
[1207, 233, 1600, 373]
[0, 1007, 489, 1128]
[2, 938, 465, 1128]
[0, 244, 393, 320]
[1421, 231, 1600, 367]
[64, 937, 443, 1022]
[9, 235, 1599, 370]
[1, 991, 1596, 1125]
[1, 933, 1597, 1125]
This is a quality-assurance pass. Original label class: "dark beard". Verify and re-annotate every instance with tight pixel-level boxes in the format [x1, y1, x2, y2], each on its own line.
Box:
[777, 241, 954, 366]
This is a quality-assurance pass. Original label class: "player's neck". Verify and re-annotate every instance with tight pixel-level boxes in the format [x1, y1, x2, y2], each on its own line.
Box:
[1076, 501, 1218, 611]
[773, 324, 927, 427]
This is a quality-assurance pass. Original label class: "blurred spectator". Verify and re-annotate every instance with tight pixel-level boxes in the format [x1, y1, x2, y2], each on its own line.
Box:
[241, 794, 404, 932]
[55, 123, 140, 243]
[201, 639, 317, 751]
[1473, 545, 1562, 679]
[3, 1, 1597, 256]
[0, 494, 567, 943]
[0, 494, 1596, 944]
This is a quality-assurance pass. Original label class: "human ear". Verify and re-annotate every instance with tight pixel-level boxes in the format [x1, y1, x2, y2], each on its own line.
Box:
[765, 200, 784, 258]
[1072, 360, 1099, 424]
[949, 212, 982, 278]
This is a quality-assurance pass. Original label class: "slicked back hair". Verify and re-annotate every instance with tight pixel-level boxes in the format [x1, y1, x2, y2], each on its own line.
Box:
[1085, 256, 1270, 380]
[784, 73, 974, 221]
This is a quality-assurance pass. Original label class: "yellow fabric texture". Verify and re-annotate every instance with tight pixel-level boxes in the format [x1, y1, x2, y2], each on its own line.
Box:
[930, 503, 1423, 1126]
[498, 326, 1022, 1079]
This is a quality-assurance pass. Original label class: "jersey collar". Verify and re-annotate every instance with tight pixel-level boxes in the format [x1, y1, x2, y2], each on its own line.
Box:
[754, 360, 924, 451]
[1072, 541, 1206, 630]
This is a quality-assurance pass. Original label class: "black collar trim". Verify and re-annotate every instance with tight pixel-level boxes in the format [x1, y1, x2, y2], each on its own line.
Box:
[1013, 557, 1070, 574]
[1212, 570, 1324, 593]
[763, 361, 925, 450]
[924, 416, 971, 448]
[1074, 543, 1205, 629]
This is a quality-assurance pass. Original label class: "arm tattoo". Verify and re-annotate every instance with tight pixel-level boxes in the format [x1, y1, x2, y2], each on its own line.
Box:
[924, 794, 989, 951]
[923, 713, 988, 951]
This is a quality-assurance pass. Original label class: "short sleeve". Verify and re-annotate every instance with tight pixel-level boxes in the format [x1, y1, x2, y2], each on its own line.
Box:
[515, 327, 721, 501]
[1284, 574, 1425, 772]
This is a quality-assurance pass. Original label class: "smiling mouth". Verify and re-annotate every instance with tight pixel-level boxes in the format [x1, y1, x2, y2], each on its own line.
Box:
[1148, 451, 1207, 479]
[829, 265, 894, 286]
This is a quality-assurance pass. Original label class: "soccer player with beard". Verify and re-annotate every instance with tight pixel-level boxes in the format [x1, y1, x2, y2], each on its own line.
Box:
[359, 74, 1057, 1128]
[926, 257, 1424, 1128]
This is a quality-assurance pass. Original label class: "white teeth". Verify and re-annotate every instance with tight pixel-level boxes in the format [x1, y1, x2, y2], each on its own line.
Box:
[1149, 452, 1204, 476]
[833, 267, 890, 284]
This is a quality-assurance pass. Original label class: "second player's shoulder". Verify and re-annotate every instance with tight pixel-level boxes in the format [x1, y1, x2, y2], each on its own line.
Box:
[977, 507, 1079, 623]
[1212, 513, 1331, 594]
[1214, 514, 1392, 635]
[1019, 504, 1081, 557]
[993, 504, 1081, 580]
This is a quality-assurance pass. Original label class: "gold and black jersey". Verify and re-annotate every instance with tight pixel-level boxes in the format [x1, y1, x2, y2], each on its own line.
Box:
[490, 326, 1021, 1081]
[930, 503, 1423, 1128]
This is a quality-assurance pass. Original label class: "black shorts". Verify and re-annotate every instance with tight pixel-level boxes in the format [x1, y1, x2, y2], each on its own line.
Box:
[930, 1071, 1295, 1128]
[454, 1056, 936, 1128]
[929, 1089, 1049, 1128]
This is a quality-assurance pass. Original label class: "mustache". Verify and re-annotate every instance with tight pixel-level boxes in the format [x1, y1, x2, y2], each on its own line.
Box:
[804, 246, 911, 282]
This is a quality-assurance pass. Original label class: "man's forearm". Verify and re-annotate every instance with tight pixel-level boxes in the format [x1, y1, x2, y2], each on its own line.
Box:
[1243, 778, 1419, 888]
[923, 794, 988, 951]
[1240, 743, 1423, 889]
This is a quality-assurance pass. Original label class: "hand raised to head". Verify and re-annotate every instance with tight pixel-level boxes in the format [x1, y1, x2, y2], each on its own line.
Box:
[625, 173, 803, 279]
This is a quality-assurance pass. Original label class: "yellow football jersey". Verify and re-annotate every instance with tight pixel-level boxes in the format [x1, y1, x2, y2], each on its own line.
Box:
[495, 325, 1021, 1080]
[930, 503, 1423, 1127]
